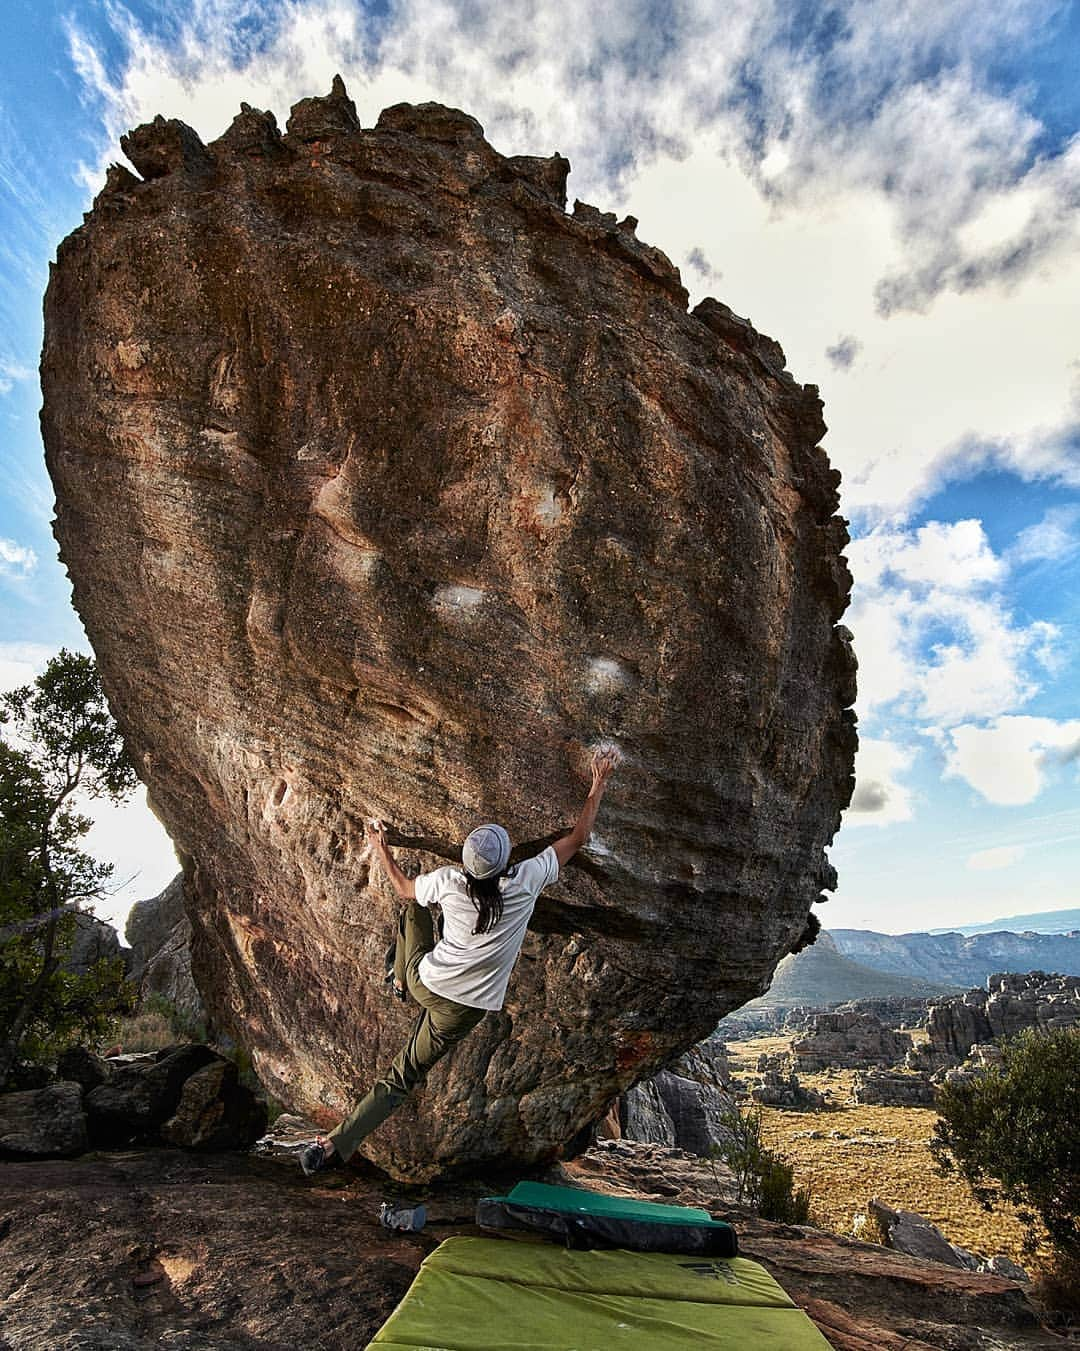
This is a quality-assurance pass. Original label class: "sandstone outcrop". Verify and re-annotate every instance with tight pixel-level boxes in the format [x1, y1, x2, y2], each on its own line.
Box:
[908, 972, 1080, 1072]
[126, 873, 206, 1024]
[867, 1201, 1029, 1283]
[792, 1009, 913, 1071]
[41, 78, 855, 1179]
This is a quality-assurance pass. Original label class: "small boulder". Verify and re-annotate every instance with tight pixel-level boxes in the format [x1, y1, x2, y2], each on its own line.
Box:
[160, 1059, 267, 1150]
[0, 1082, 88, 1157]
[56, 1045, 113, 1092]
[869, 1199, 979, 1270]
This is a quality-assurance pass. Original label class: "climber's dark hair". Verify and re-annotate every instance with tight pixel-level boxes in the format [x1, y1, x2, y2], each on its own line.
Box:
[464, 870, 505, 934]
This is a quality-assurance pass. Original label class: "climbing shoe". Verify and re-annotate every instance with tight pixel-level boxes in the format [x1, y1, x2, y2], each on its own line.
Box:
[300, 1138, 342, 1176]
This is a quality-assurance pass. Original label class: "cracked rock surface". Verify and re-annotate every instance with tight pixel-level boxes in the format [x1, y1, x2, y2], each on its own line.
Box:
[41, 76, 855, 1179]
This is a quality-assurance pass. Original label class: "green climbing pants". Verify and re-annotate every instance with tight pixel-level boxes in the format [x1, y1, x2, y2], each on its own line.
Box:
[328, 900, 486, 1162]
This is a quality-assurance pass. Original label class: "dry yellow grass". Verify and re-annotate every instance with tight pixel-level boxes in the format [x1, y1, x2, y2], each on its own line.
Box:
[726, 1034, 1046, 1268]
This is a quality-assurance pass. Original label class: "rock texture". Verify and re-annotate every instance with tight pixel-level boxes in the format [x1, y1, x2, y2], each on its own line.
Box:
[126, 873, 206, 1024]
[908, 973, 1080, 1072]
[832, 929, 1080, 987]
[792, 1009, 913, 1071]
[0, 1141, 1058, 1351]
[41, 79, 855, 1180]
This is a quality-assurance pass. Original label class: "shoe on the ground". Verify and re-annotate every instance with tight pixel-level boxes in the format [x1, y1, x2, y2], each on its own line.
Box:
[300, 1138, 342, 1176]
[379, 1200, 427, 1232]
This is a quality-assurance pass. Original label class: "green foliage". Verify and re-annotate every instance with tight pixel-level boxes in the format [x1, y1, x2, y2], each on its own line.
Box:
[931, 1028, 1080, 1258]
[711, 1103, 813, 1224]
[0, 650, 138, 1084]
[140, 991, 208, 1045]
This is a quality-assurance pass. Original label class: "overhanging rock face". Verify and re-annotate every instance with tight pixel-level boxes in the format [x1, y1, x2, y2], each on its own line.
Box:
[41, 77, 856, 1180]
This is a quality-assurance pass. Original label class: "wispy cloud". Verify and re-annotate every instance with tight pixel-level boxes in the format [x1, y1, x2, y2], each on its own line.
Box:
[0, 356, 33, 396]
[0, 537, 37, 579]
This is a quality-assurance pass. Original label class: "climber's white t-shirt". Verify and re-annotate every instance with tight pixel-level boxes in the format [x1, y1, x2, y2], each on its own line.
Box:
[413, 846, 559, 1011]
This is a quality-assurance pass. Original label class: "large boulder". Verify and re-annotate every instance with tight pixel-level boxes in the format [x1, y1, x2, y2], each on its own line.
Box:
[41, 79, 855, 1180]
[85, 1043, 219, 1146]
[0, 1082, 88, 1157]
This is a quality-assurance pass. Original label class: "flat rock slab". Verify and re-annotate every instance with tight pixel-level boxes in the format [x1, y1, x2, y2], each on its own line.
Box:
[0, 1145, 1059, 1351]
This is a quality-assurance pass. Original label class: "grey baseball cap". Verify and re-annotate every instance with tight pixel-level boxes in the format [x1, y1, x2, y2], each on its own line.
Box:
[462, 823, 511, 879]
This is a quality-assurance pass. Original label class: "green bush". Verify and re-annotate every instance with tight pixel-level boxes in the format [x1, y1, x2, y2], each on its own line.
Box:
[931, 1027, 1080, 1261]
[711, 1103, 813, 1224]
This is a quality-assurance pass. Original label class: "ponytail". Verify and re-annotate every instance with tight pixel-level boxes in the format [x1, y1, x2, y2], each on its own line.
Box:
[464, 871, 505, 934]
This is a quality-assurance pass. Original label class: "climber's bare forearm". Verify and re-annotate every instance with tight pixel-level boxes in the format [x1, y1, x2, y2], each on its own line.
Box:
[366, 825, 416, 900]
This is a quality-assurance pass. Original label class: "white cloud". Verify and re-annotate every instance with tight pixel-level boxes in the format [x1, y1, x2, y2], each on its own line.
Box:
[0, 640, 53, 693]
[966, 844, 1026, 871]
[844, 736, 916, 827]
[59, 0, 1080, 518]
[846, 519, 1056, 724]
[0, 537, 37, 579]
[1009, 503, 1080, 565]
[944, 716, 1080, 805]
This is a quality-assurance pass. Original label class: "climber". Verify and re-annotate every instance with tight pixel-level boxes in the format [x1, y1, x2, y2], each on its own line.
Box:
[300, 743, 621, 1175]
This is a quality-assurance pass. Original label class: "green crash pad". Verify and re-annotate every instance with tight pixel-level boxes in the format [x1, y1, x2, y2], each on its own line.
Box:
[476, 1181, 738, 1255]
[366, 1235, 834, 1350]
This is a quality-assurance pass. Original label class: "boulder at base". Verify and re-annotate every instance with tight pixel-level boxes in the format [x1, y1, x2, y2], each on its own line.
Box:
[0, 1082, 88, 1158]
[41, 77, 855, 1179]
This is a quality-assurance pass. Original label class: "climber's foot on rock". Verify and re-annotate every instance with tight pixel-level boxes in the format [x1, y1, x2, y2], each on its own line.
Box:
[300, 1135, 342, 1176]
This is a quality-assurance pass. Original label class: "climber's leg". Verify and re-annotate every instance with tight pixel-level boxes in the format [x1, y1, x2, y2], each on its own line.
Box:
[327, 986, 485, 1163]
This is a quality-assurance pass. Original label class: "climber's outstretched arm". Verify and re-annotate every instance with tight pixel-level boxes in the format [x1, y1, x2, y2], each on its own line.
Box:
[553, 746, 621, 869]
[365, 819, 416, 900]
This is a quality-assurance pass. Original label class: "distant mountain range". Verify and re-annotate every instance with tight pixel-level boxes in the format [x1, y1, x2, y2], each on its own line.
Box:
[928, 907, 1080, 936]
[831, 926, 1080, 988]
[739, 932, 954, 1014]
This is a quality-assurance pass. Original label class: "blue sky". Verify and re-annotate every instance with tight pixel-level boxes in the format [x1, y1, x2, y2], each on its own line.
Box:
[1, 0, 1078, 935]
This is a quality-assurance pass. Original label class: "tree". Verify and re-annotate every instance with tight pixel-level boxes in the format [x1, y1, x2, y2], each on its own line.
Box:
[0, 650, 139, 1087]
[930, 1027, 1080, 1258]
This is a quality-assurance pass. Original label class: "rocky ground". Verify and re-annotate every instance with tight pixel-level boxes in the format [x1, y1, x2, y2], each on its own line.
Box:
[0, 1126, 1067, 1350]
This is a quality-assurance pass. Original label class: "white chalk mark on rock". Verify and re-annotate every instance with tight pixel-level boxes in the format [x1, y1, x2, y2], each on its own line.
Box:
[434, 584, 485, 618]
[586, 657, 629, 694]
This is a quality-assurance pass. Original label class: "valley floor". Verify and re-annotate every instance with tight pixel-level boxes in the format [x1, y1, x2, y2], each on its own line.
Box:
[726, 1035, 1049, 1268]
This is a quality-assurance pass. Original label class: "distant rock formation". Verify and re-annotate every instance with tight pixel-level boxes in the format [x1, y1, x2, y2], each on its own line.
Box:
[59, 913, 131, 978]
[908, 972, 1080, 1073]
[618, 1039, 734, 1155]
[851, 1068, 935, 1107]
[126, 874, 205, 1025]
[41, 78, 855, 1180]
[832, 927, 1080, 987]
[791, 1009, 913, 1071]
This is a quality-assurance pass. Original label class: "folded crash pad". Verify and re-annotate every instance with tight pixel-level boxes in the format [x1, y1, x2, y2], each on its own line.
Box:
[476, 1180, 738, 1256]
[366, 1234, 834, 1350]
